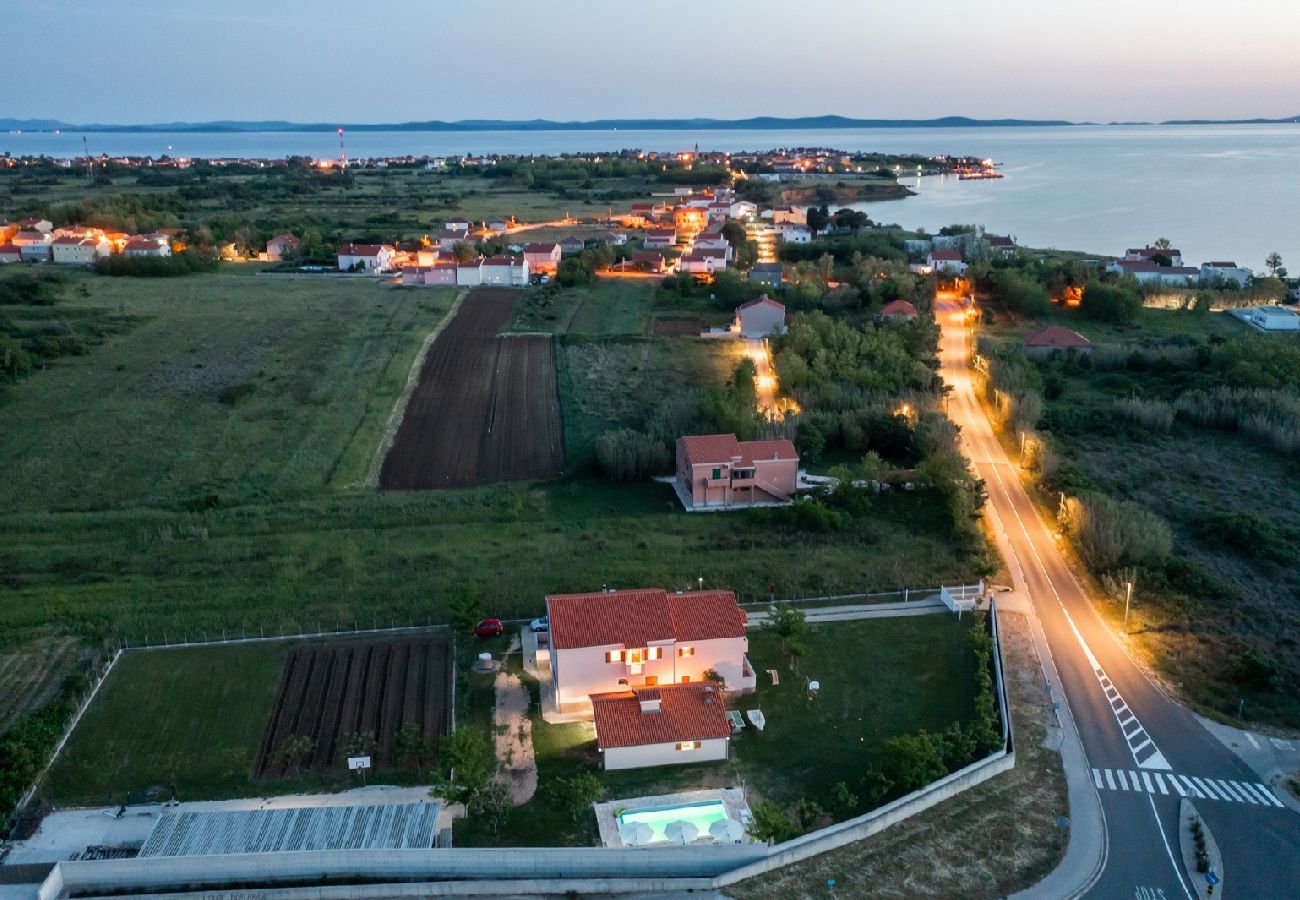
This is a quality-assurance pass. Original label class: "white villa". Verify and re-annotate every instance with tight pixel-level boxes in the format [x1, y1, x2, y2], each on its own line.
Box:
[590, 683, 732, 770]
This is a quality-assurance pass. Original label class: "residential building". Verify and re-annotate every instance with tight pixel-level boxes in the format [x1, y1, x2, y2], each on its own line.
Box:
[747, 262, 784, 287]
[445, 217, 471, 232]
[644, 228, 677, 250]
[985, 234, 1016, 256]
[1124, 246, 1184, 267]
[545, 587, 755, 714]
[1107, 259, 1199, 285]
[880, 299, 919, 321]
[485, 217, 509, 233]
[728, 200, 758, 220]
[629, 250, 666, 273]
[680, 251, 722, 276]
[0, 243, 22, 264]
[558, 235, 586, 256]
[779, 224, 812, 244]
[481, 255, 529, 286]
[424, 259, 459, 285]
[18, 218, 53, 234]
[456, 259, 484, 286]
[436, 229, 471, 252]
[51, 236, 110, 264]
[10, 231, 50, 247]
[19, 242, 52, 262]
[673, 207, 707, 233]
[1246, 306, 1300, 332]
[591, 683, 732, 770]
[734, 295, 786, 338]
[265, 233, 300, 262]
[601, 231, 628, 247]
[1199, 261, 1252, 288]
[769, 206, 805, 225]
[523, 242, 562, 274]
[675, 433, 799, 509]
[337, 243, 393, 272]
[693, 232, 732, 258]
[927, 249, 967, 274]
[1023, 325, 1092, 358]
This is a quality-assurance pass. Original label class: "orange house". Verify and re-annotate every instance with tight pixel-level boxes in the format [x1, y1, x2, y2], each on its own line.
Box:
[674, 433, 798, 510]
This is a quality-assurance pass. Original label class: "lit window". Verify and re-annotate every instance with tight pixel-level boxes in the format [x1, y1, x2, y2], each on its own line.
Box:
[606, 650, 623, 664]
[676, 741, 702, 751]
[678, 646, 695, 657]
[628, 649, 643, 664]
[647, 647, 663, 661]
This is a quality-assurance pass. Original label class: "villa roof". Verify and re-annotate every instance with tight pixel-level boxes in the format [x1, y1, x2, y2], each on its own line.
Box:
[591, 683, 731, 750]
[737, 295, 784, 312]
[483, 255, 524, 267]
[523, 242, 560, 254]
[929, 249, 963, 261]
[339, 244, 388, 257]
[880, 299, 919, 318]
[546, 588, 746, 650]
[678, 433, 798, 468]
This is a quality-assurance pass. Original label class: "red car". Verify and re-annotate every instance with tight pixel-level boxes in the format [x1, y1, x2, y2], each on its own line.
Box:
[473, 618, 504, 638]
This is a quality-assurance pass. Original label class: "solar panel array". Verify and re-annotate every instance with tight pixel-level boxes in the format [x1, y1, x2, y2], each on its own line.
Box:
[138, 802, 441, 858]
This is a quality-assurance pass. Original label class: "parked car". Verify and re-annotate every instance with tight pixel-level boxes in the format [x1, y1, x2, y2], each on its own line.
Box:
[473, 618, 504, 638]
[529, 616, 549, 633]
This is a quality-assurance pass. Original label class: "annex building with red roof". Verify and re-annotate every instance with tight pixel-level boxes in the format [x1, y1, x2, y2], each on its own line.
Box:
[674, 433, 799, 510]
[544, 587, 755, 715]
[1022, 325, 1093, 359]
[590, 683, 732, 769]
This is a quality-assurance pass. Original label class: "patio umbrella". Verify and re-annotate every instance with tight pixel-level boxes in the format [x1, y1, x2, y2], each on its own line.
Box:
[664, 820, 700, 845]
[709, 817, 746, 843]
[619, 822, 654, 846]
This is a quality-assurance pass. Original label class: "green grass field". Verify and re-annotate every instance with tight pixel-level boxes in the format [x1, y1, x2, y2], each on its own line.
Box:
[510, 280, 656, 335]
[0, 269, 456, 512]
[456, 615, 982, 846]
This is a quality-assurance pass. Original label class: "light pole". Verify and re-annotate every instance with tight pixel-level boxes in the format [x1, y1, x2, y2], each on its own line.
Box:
[1123, 581, 1133, 634]
[1019, 431, 1027, 468]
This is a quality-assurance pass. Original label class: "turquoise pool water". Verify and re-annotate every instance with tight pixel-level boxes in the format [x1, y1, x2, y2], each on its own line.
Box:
[618, 800, 728, 843]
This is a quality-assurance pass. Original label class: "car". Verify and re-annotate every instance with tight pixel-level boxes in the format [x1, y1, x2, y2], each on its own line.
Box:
[473, 618, 504, 638]
[529, 616, 549, 633]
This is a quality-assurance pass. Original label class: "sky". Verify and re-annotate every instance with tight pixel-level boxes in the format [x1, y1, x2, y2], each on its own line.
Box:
[4, 0, 1299, 125]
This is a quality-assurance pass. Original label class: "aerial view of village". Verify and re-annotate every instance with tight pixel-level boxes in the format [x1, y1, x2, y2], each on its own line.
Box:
[2, 4, 1299, 900]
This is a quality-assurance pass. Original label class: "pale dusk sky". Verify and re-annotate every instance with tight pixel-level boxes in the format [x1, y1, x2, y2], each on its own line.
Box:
[4, 0, 1298, 124]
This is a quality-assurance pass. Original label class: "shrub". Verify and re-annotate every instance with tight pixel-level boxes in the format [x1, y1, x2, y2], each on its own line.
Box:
[593, 428, 667, 482]
[1113, 395, 1174, 432]
[0, 272, 67, 305]
[1061, 492, 1173, 570]
[882, 730, 948, 793]
[1081, 283, 1142, 324]
[217, 382, 256, 405]
[747, 800, 798, 843]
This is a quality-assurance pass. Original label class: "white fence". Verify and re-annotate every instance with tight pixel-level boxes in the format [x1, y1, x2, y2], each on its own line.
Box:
[941, 580, 985, 614]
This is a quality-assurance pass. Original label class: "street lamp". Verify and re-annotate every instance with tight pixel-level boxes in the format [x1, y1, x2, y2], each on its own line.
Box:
[698, 575, 704, 592]
[1019, 431, 1027, 467]
[1123, 581, 1133, 634]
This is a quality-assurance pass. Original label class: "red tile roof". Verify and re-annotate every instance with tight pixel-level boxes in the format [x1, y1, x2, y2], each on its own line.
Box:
[737, 295, 783, 312]
[880, 299, 919, 318]
[483, 255, 524, 267]
[546, 588, 746, 650]
[523, 242, 560, 254]
[0, 243, 20, 255]
[1127, 246, 1181, 258]
[339, 244, 388, 257]
[1023, 325, 1092, 349]
[591, 683, 731, 749]
[929, 249, 963, 261]
[124, 238, 163, 252]
[678, 433, 798, 468]
[268, 233, 299, 246]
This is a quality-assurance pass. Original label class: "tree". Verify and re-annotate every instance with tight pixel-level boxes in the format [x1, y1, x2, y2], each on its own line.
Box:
[765, 602, 807, 654]
[393, 724, 432, 775]
[448, 586, 482, 634]
[594, 428, 667, 481]
[1152, 237, 1173, 251]
[1265, 251, 1285, 278]
[474, 781, 513, 833]
[1080, 282, 1141, 325]
[747, 800, 798, 843]
[882, 730, 947, 792]
[829, 780, 859, 819]
[433, 726, 495, 806]
[806, 205, 830, 236]
[451, 240, 478, 263]
[546, 772, 603, 822]
[270, 734, 316, 776]
[339, 731, 376, 763]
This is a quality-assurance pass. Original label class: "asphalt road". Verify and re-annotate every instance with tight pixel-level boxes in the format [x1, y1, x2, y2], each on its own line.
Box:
[937, 298, 1300, 899]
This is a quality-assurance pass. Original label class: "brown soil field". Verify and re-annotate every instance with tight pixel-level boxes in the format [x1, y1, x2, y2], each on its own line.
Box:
[650, 314, 705, 337]
[379, 287, 564, 489]
[255, 636, 451, 777]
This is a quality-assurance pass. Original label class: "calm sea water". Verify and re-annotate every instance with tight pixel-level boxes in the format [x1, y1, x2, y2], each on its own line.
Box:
[5, 125, 1298, 266]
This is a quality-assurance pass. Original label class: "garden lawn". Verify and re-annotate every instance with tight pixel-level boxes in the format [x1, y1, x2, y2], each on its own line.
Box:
[510, 280, 655, 335]
[456, 614, 984, 847]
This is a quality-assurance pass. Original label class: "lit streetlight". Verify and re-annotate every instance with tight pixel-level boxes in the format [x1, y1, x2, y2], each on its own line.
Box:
[1123, 581, 1134, 634]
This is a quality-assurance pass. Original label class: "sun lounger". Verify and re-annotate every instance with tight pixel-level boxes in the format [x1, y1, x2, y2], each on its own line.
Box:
[746, 709, 766, 731]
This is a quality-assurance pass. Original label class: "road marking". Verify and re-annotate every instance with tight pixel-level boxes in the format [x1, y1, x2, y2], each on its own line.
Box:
[1271, 737, 1294, 751]
[1093, 770, 1284, 807]
[1245, 732, 1260, 749]
[1147, 794, 1196, 900]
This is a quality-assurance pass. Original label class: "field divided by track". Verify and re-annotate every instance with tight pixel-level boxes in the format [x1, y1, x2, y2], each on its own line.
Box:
[380, 287, 564, 489]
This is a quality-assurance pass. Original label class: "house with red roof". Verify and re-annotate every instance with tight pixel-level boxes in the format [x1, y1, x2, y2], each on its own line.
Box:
[644, 228, 677, 250]
[591, 683, 732, 770]
[1022, 325, 1092, 359]
[880, 299, 919, 321]
[51, 235, 111, 265]
[481, 255, 529, 286]
[0, 243, 22, 265]
[734, 295, 786, 338]
[1124, 245, 1183, 267]
[123, 236, 172, 258]
[675, 433, 798, 509]
[545, 587, 755, 715]
[337, 243, 393, 272]
[628, 250, 666, 273]
[927, 248, 967, 275]
[265, 233, 300, 262]
[523, 242, 561, 274]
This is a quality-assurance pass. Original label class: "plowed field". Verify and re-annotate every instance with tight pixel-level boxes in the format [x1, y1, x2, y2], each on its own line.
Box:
[255, 636, 451, 777]
[380, 287, 564, 489]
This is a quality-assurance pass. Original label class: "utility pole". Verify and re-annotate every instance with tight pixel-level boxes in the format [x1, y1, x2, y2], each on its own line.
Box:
[1123, 581, 1134, 634]
[82, 136, 94, 185]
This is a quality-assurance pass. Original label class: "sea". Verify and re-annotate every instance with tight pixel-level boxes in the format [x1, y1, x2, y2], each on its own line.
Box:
[5, 124, 1299, 268]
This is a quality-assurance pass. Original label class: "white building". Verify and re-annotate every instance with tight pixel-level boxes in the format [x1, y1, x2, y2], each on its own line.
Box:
[50, 236, 110, 264]
[693, 233, 733, 259]
[591, 684, 732, 770]
[1199, 261, 1253, 288]
[1107, 259, 1198, 285]
[728, 200, 758, 220]
[779, 224, 812, 244]
[927, 249, 967, 274]
[455, 260, 483, 286]
[481, 255, 529, 286]
[644, 228, 677, 250]
[546, 587, 755, 716]
[734, 295, 786, 338]
[1124, 246, 1184, 267]
[336, 243, 393, 272]
[1246, 306, 1300, 332]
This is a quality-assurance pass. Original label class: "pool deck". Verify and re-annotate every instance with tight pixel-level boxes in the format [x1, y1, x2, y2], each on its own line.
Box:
[593, 788, 752, 848]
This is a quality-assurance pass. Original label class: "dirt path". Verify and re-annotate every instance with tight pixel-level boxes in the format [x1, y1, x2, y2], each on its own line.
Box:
[492, 645, 537, 805]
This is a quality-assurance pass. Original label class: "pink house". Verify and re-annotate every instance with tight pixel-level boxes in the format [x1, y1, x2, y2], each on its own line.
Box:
[880, 299, 919, 321]
[675, 433, 798, 509]
[523, 242, 562, 274]
[265, 233, 300, 261]
[545, 587, 755, 715]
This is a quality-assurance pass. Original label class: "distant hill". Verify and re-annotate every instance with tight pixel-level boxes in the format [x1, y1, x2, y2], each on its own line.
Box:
[2, 114, 1296, 134]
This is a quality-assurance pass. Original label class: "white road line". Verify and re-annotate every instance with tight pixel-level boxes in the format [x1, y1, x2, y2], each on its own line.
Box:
[1105, 768, 1116, 790]
[1254, 783, 1285, 808]
[1178, 776, 1202, 799]
[1215, 780, 1245, 802]
[1093, 768, 1104, 789]
[1153, 773, 1169, 795]
[1192, 777, 1223, 801]
[1116, 770, 1129, 790]
[1130, 771, 1143, 794]
[1167, 776, 1186, 797]
[1148, 794, 1196, 900]
[1245, 732, 1260, 749]
[1142, 771, 1156, 793]
[1227, 781, 1258, 804]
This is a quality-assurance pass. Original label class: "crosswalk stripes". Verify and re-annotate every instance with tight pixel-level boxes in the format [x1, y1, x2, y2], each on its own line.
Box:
[1091, 768, 1285, 807]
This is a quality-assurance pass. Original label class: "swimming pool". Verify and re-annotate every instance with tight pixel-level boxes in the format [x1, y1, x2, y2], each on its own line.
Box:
[618, 800, 729, 843]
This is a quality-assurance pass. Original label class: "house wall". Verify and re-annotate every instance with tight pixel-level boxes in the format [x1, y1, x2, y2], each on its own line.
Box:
[51, 243, 106, 264]
[677, 458, 795, 508]
[425, 267, 457, 286]
[752, 457, 798, 497]
[19, 244, 51, 261]
[738, 305, 785, 338]
[602, 736, 729, 770]
[456, 266, 483, 286]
